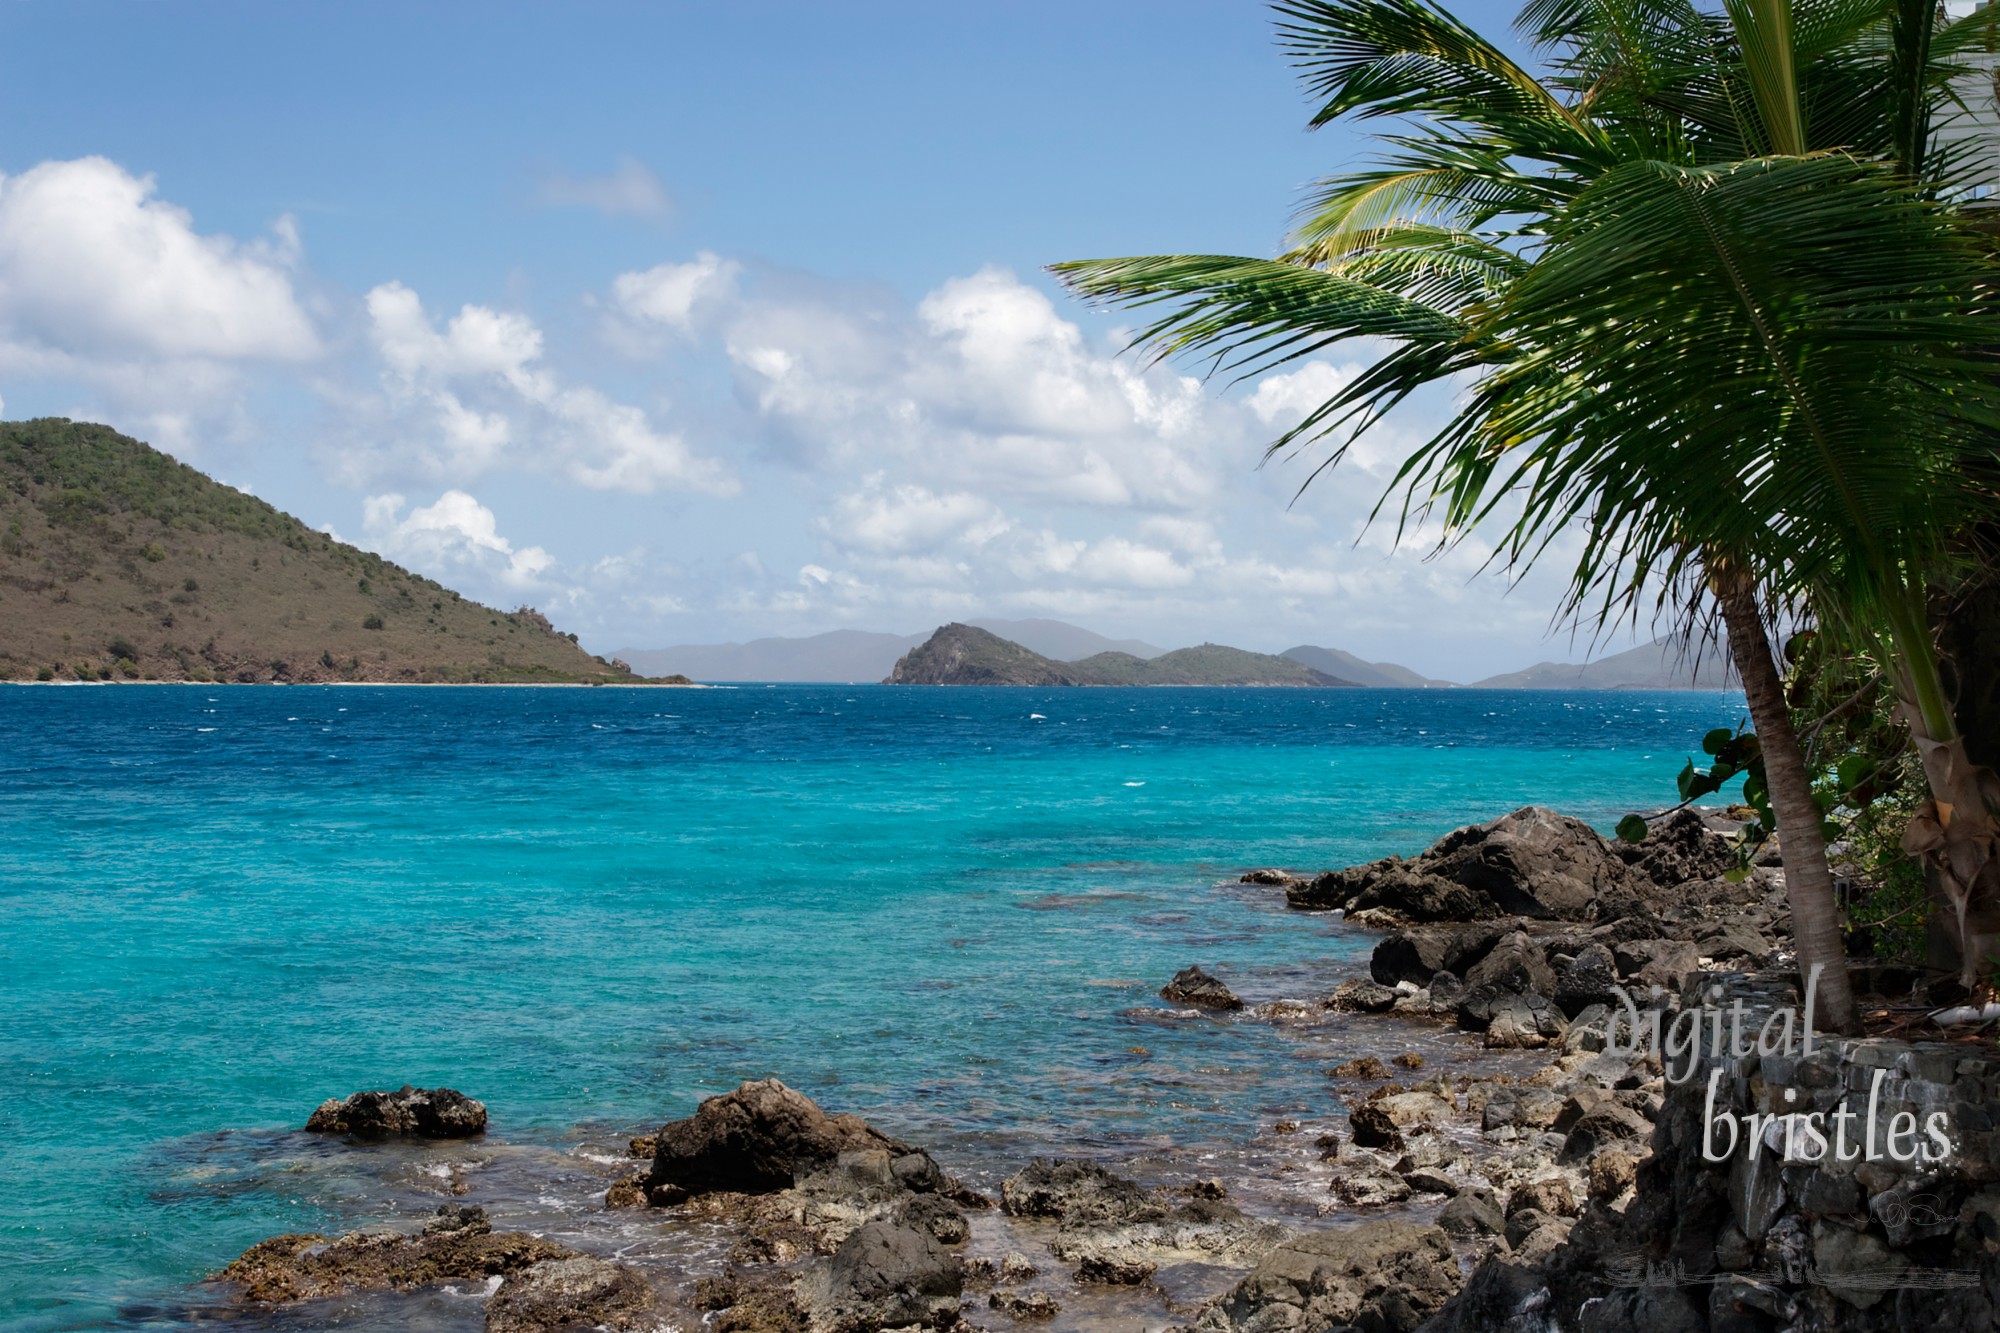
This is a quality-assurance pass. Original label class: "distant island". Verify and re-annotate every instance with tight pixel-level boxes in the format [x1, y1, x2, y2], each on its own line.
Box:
[883, 623, 1355, 686]
[0, 419, 678, 685]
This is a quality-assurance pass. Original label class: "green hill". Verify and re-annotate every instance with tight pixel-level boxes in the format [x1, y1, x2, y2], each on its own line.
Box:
[0, 419, 674, 685]
[885, 623, 1354, 686]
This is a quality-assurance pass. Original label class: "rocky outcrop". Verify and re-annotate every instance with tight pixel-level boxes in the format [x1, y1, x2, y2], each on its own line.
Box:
[796, 1219, 962, 1332]
[1001, 1159, 1288, 1275]
[304, 1085, 487, 1138]
[1289, 807, 1639, 922]
[1176, 1220, 1460, 1332]
[486, 1256, 657, 1333]
[644, 1079, 943, 1202]
[1161, 965, 1245, 1011]
[213, 1205, 567, 1304]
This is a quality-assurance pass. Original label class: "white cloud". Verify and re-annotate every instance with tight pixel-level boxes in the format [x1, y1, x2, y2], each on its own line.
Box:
[356, 281, 739, 496]
[816, 475, 1008, 554]
[612, 252, 739, 333]
[0, 157, 318, 362]
[724, 266, 1226, 510]
[535, 157, 672, 219]
[362, 490, 554, 590]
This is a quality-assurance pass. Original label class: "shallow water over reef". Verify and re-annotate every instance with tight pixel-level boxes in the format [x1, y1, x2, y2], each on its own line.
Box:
[0, 683, 1739, 1328]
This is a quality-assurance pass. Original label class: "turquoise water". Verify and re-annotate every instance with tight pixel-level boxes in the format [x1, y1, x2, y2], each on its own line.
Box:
[0, 684, 1741, 1329]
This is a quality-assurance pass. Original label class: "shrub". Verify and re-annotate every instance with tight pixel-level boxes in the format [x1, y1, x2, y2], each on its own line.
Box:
[182, 577, 198, 593]
[362, 614, 385, 630]
[108, 637, 138, 661]
[141, 542, 166, 562]
[36, 666, 53, 681]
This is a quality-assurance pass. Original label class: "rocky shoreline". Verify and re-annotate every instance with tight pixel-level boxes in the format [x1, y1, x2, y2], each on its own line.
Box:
[194, 807, 1999, 1332]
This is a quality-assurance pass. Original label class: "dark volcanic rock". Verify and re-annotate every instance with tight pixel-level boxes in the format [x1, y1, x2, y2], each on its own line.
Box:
[1177, 1220, 1459, 1332]
[1370, 922, 1510, 986]
[1326, 978, 1400, 1012]
[798, 1219, 962, 1332]
[1620, 807, 1738, 890]
[213, 1206, 569, 1304]
[644, 1080, 933, 1200]
[1299, 807, 1633, 924]
[1000, 1159, 1165, 1226]
[1160, 965, 1244, 1011]
[1436, 1189, 1505, 1237]
[304, 1085, 487, 1139]
[486, 1256, 657, 1333]
[1553, 943, 1620, 1017]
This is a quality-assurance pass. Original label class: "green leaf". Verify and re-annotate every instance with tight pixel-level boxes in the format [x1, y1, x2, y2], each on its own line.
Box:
[1616, 813, 1650, 842]
[1835, 754, 1873, 793]
[1724, 866, 1752, 884]
[1702, 727, 1735, 756]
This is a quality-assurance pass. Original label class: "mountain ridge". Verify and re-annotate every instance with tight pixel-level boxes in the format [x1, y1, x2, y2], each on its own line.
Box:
[885, 623, 1356, 687]
[0, 419, 661, 684]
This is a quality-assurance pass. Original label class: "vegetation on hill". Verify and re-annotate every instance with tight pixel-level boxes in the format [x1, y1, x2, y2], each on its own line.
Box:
[885, 623, 1353, 686]
[0, 419, 681, 685]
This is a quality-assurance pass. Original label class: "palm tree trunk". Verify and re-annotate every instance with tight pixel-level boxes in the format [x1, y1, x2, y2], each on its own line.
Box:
[1712, 565, 1860, 1032]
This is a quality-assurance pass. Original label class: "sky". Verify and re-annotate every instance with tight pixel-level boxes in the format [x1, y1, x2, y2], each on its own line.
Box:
[0, 0, 1639, 681]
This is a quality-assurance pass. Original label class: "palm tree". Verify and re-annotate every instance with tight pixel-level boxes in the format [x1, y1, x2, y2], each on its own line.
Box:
[1054, 0, 2000, 1022]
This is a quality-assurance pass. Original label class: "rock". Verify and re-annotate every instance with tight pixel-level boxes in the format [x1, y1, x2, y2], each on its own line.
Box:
[1418, 1257, 1554, 1333]
[1161, 965, 1244, 1011]
[1370, 922, 1508, 986]
[1076, 1254, 1156, 1284]
[1328, 1055, 1391, 1080]
[486, 1256, 656, 1333]
[1505, 1178, 1578, 1219]
[893, 1193, 969, 1246]
[1436, 1190, 1506, 1237]
[1612, 939, 1701, 991]
[1508, 1216, 1572, 1265]
[1811, 1222, 1905, 1310]
[1240, 868, 1303, 886]
[604, 1172, 647, 1209]
[1621, 807, 1738, 892]
[1694, 919, 1772, 962]
[1000, 1159, 1163, 1225]
[1180, 1221, 1459, 1333]
[645, 1080, 931, 1200]
[303, 1085, 487, 1139]
[1392, 1052, 1424, 1071]
[797, 1220, 962, 1332]
[1588, 1149, 1639, 1203]
[1578, 1286, 1707, 1333]
[1313, 807, 1633, 925]
[1553, 943, 1620, 1017]
[1402, 1168, 1459, 1196]
[213, 1209, 571, 1304]
[1557, 1104, 1651, 1164]
[1346, 1103, 1403, 1150]
[1325, 978, 1399, 1012]
[988, 1289, 1061, 1318]
[1286, 869, 1357, 910]
[1485, 993, 1568, 1049]
[1465, 930, 1557, 996]
[1329, 1169, 1413, 1208]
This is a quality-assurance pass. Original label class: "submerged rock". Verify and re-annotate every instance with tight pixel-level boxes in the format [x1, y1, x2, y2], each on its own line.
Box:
[1001, 1159, 1164, 1225]
[304, 1085, 488, 1139]
[1160, 964, 1244, 1011]
[486, 1256, 657, 1333]
[644, 1079, 940, 1201]
[213, 1205, 568, 1304]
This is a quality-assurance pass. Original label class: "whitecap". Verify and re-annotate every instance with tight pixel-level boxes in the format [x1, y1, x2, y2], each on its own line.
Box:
[1124, 781, 1146, 788]
[1029, 713, 1046, 720]
[196, 727, 216, 733]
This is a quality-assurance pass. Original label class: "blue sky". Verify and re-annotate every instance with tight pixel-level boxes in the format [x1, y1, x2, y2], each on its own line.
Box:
[0, 0, 1625, 680]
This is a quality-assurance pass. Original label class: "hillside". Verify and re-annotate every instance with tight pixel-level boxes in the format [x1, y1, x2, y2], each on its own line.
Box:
[885, 624, 1354, 686]
[1280, 644, 1448, 689]
[0, 419, 668, 684]
[1468, 638, 1736, 689]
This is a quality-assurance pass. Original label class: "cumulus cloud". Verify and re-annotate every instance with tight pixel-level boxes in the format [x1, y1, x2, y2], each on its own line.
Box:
[816, 475, 1008, 555]
[535, 157, 672, 219]
[714, 265, 1226, 510]
[357, 281, 739, 495]
[0, 156, 318, 362]
[612, 252, 739, 333]
[362, 490, 554, 590]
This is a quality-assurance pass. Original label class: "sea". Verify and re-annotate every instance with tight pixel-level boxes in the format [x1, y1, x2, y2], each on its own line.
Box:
[0, 683, 1744, 1330]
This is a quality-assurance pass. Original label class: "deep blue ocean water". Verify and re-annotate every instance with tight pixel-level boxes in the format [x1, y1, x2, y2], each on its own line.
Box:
[0, 683, 1744, 1330]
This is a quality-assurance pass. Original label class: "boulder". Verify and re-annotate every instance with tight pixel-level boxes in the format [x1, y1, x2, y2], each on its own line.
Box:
[1179, 1221, 1459, 1333]
[1370, 922, 1508, 986]
[1620, 807, 1738, 893]
[1694, 918, 1772, 962]
[798, 1219, 962, 1332]
[989, 1289, 1061, 1319]
[1485, 993, 1568, 1049]
[1161, 965, 1244, 1011]
[1325, 978, 1399, 1013]
[1506, 1178, 1579, 1220]
[1612, 939, 1702, 991]
[1000, 1159, 1164, 1226]
[212, 1206, 569, 1304]
[1557, 1104, 1652, 1164]
[1310, 807, 1633, 925]
[486, 1256, 656, 1333]
[1346, 1103, 1403, 1150]
[645, 1080, 931, 1200]
[1076, 1253, 1156, 1284]
[1553, 943, 1620, 1017]
[304, 1085, 487, 1139]
[1436, 1190, 1506, 1238]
